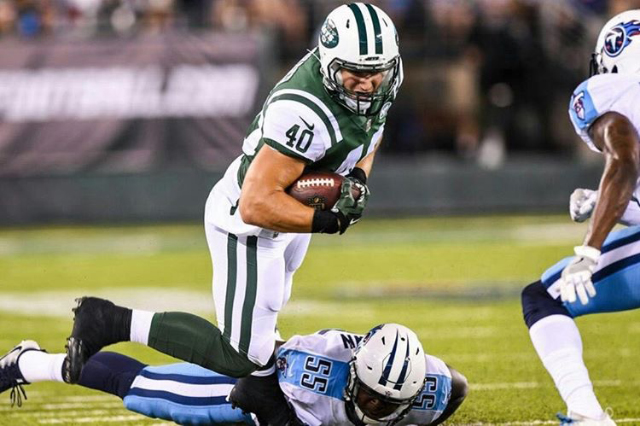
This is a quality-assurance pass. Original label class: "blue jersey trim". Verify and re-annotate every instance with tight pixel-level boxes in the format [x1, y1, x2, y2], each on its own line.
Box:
[411, 373, 451, 413]
[600, 227, 640, 253]
[569, 80, 599, 131]
[277, 349, 350, 400]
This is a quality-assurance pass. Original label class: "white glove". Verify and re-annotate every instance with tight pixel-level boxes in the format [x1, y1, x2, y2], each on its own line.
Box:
[560, 245, 600, 305]
[570, 188, 598, 223]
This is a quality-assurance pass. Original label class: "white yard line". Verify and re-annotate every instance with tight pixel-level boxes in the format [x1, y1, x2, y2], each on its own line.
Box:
[37, 415, 158, 424]
[0, 289, 375, 319]
[471, 379, 637, 391]
[458, 420, 640, 425]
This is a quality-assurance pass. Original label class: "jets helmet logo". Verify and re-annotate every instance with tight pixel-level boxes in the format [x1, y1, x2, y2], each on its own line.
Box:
[320, 19, 339, 49]
[604, 20, 640, 57]
[572, 91, 586, 121]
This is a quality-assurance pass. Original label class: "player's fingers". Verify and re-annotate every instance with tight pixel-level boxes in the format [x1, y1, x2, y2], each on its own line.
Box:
[575, 281, 589, 305]
[579, 202, 593, 216]
[560, 280, 575, 303]
[585, 280, 597, 298]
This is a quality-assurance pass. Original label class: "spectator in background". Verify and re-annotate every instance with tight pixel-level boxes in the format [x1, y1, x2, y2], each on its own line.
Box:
[0, 0, 16, 36]
[609, 0, 640, 15]
[212, 0, 307, 65]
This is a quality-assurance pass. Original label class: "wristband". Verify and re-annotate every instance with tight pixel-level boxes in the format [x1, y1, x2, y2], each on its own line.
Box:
[574, 245, 601, 261]
[311, 210, 340, 234]
[347, 167, 367, 185]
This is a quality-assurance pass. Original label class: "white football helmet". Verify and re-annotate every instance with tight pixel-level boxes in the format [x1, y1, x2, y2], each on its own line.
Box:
[345, 324, 427, 425]
[590, 9, 640, 75]
[317, 3, 402, 116]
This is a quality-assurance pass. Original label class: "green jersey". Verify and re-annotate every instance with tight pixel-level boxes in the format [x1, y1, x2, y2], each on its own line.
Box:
[206, 49, 398, 236]
[237, 48, 396, 184]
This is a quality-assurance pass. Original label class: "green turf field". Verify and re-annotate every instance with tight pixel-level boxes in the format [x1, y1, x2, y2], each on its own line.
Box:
[1, 215, 638, 425]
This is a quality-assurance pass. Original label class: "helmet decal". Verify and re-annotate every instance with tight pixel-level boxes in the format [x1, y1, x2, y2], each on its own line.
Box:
[393, 343, 411, 391]
[604, 20, 640, 57]
[378, 330, 399, 387]
[320, 19, 339, 49]
[348, 3, 369, 55]
[572, 91, 586, 121]
[364, 3, 383, 54]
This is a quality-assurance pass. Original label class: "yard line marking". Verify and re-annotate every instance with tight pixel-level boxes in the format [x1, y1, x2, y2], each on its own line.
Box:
[461, 420, 640, 425]
[0, 402, 122, 412]
[471, 379, 639, 391]
[38, 415, 154, 424]
[0, 290, 375, 319]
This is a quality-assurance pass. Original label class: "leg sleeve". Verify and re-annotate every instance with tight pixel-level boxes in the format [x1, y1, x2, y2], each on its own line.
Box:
[78, 352, 146, 399]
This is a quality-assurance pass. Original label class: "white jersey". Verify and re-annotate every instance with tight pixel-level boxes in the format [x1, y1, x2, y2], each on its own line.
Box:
[276, 329, 452, 426]
[569, 73, 640, 224]
[568, 73, 640, 152]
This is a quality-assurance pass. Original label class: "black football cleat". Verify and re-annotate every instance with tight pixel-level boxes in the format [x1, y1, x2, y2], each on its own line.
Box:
[65, 297, 131, 384]
[0, 340, 44, 407]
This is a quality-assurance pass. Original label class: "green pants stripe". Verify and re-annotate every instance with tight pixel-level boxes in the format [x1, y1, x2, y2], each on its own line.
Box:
[239, 236, 258, 354]
[223, 233, 238, 341]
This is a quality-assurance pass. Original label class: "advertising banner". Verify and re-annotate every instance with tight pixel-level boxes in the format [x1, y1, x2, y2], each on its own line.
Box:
[0, 33, 263, 176]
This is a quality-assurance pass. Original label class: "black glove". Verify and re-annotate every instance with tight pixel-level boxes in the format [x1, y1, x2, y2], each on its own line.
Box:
[347, 167, 368, 185]
[229, 373, 300, 426]
[311, 176, 370, 234]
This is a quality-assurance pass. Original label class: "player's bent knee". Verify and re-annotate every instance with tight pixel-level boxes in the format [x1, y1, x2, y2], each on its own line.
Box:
[521, 281, 571, 329]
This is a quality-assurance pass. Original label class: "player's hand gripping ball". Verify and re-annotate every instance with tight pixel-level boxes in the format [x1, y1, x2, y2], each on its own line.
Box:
[287, 171, 361, 211]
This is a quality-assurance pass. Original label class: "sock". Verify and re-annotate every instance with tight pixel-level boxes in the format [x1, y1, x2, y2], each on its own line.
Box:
[130, 309, 155, 345]
[18, 351, 66, 384]
[529, 315, 604, 419]
[78, 352, 146, 399]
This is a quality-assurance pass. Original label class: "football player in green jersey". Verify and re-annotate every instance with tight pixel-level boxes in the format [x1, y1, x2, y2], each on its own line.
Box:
[63, 2, 404, 401]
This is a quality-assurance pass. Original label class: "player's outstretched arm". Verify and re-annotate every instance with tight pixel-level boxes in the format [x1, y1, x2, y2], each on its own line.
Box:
[429, 365, 468, 426]
[585, 111, 640, 249]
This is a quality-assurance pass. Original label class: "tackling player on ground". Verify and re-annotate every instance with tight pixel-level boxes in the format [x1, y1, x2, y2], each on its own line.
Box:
[0, 324, 468, 425]
[521, 9, 640, 426]
[61, 2, 404, 395]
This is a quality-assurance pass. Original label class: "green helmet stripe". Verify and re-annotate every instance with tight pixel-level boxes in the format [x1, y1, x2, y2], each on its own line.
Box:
[269, 93, 338, 147]
[348, 3, 368, 55]
[365, 4, 383, 54]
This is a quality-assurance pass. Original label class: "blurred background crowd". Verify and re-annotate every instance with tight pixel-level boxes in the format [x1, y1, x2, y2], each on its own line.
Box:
[1, 0, 639, 165]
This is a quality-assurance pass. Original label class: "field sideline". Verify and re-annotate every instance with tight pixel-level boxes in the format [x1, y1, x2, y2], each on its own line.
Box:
[1, 215, 639, 425]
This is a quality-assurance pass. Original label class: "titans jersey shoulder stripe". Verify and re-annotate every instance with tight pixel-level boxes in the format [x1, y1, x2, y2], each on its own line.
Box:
[568, 73, 640, 152]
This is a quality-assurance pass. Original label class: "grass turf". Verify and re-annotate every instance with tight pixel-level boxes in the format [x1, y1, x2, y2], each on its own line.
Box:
[0, 215, 638, 425]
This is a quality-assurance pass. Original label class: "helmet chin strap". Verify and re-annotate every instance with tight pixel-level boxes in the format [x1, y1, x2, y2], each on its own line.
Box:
[343, 95, 372, 115]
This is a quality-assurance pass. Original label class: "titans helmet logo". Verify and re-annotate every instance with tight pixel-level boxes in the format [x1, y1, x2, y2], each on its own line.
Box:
[604, 20, 640, 57]
[320, 19, 339, 49]
[572, 91, 585, 121]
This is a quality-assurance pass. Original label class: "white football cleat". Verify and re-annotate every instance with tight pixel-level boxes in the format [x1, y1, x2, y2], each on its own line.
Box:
[0, 340, 43, 407]
[558, 410, 616, 425]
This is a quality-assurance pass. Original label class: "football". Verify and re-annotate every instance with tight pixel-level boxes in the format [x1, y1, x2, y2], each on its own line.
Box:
[287, 171, 359, 211]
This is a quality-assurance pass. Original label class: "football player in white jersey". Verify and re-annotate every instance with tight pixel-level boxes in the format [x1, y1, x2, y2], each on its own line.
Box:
[521, 9, 640, 426]
[61, 2, 404, 395]
[0, 324, 468, 426]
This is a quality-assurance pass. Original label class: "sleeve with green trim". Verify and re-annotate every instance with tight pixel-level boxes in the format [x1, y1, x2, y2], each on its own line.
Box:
[568, 73, 640, 152]
[261, 99, 335, 163]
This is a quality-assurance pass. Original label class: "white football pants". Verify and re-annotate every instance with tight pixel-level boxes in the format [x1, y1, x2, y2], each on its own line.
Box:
[205, 222, 311, 367]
